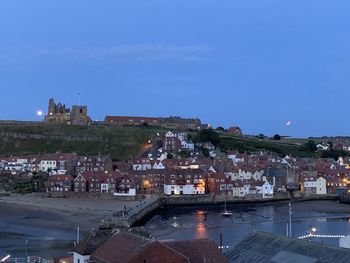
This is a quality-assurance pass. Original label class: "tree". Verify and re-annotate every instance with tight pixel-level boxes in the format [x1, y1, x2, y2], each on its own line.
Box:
[328, 141, 334, 151]
[195, 129, 221, 146]
[272, 134, 281, 140]
[179, 150, 190, 158]
[202, 148, 210, 157]
[216, 126, 225, 131]
[306, 140, 317, 152]
[321, 150, 348, 160]
[257, 134, 265, 139]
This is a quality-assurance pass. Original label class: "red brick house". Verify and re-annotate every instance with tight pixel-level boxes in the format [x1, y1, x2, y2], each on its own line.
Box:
[74, 173, 88, 192]
[130, 170, 166, 193]
[163, 131, 181, 152]
[76, 171, 122, 193]
[207, 173, 233, 195]
[116, 173, 137, 194]
[48, 174, 74, 192]
[76, 155, 112, 174]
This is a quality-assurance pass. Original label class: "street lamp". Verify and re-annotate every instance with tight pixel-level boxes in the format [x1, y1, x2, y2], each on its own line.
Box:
[309, 225, 317, 235]
[1, 255, 10, 263]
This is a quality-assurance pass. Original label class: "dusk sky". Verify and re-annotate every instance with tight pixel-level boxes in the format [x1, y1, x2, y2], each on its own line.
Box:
[1, 1, 350, 137]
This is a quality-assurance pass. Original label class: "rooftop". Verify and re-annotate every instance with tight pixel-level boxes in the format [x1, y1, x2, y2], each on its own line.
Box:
[225, 231, 350, 263]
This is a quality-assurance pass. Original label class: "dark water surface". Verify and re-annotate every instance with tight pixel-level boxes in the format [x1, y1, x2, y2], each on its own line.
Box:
[0, 204, 76, 258]
[2, 200, 350, 258]
[144, 201, 350, 249]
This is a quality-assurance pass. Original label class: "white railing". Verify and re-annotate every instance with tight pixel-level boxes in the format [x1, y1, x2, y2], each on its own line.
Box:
[7, 256, 51, 263]
[298, 233, 346, 239]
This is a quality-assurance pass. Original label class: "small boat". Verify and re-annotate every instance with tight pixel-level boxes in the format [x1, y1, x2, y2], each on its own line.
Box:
[221, 197, 233, 217]
[221, 210, 233, 217]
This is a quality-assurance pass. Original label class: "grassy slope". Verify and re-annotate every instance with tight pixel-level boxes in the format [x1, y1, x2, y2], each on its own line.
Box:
[0, 125, 321, 159]
[0, 125, 158, 160]
[219, 135, 317, 157]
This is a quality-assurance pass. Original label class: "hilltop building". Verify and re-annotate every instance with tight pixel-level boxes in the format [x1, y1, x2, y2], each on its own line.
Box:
[44, 98, 90, 125]
[105, 115, 203, 130]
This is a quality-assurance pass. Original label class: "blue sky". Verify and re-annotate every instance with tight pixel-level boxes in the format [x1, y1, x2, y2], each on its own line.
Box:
[0, 0, 349, 137]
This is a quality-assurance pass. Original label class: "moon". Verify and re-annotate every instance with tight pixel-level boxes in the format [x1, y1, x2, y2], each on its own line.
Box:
[36, 110, 43, 116]
[286, 120, 292, 126]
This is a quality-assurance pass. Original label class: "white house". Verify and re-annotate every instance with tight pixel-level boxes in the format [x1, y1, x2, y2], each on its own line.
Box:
[132, 158, 152, 171]
[232, 182, 250, 197]
[254, 181, 274, 198]
[39, 159, 57, 172]
[73, 252, 90, 263]
[303, 176, 327, 195]
[227, 152, 245, 164]
[317, 143, 329, 151]
[165, 131, 177, 138]
[177, 132, 188, 142]
[180, 140, 195, 151]
[164, 171, 205, 195]
[152, 161, 165, 170]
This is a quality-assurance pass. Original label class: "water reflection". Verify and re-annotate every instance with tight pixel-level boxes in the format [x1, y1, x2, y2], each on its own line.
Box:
[145, 202, 350, 248]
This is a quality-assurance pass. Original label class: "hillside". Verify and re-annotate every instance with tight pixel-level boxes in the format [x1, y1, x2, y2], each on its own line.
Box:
[218, 135, 317, 157]
[0, 125, 339, 160]
[0, 125, 158, 160]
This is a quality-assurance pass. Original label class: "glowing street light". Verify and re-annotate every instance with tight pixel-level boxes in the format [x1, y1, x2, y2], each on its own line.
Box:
[309, 225, 317, 235]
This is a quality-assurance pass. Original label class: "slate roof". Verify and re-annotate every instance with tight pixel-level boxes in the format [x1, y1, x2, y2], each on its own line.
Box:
[225, 231, 350, 263]
[91, 230, 153, 263]
[72, 229, 111, 255]
[164, 239, 228, 263]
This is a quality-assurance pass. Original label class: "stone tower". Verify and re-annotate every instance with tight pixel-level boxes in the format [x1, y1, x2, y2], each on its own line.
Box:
[70, 105, 90, 125]
[48, 98, 55, 115]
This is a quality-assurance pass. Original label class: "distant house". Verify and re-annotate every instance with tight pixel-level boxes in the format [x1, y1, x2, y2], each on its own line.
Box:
[48, 174, 74, 192]
[132, 158, 152, 171]
[152, 160, 165, 170]
[196, 142, 215, 151]
[316, 143, 329, 151]
[114, 174, 136, 196]
[78, 171, 122, 194]
[226, 126, 242, 136]
[39, 153, 77, 174]
[104, 116, 160, 126]
[227, 151, 245, 164]
[76, 155, 112, 174]
[232, 182, 250, 197]
[180, 140, 195, 151]
[130, 170, 165, 193]
[74, 173, 88, 193]
[163, 131, 181, 152]
[303, 176, 327, 195]
[251, 181, 274, 198]
[163, 170, 206, 195]
[207, 173, 233, 195]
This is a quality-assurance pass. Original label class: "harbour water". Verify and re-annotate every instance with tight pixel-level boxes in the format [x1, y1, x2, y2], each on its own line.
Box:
[144, 200, 350, 249]
[2, 200, 350, 257]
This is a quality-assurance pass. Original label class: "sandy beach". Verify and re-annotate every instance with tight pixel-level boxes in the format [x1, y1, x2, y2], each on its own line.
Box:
[0, 193, 141, 257]
[1, 194, 350, 258]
